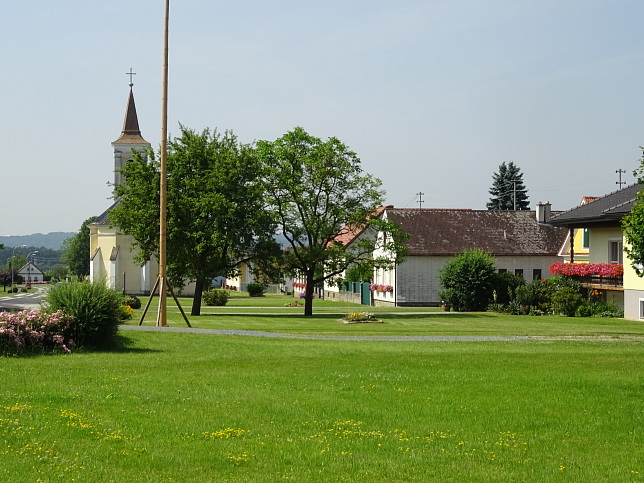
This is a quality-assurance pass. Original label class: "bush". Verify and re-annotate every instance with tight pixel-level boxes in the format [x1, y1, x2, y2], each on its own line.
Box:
[247, 283, 266, 297]
[438, 249, 496, 311]
[0, 310, 75, 355]
[592, 301, 624, 318]
[576, 304, 593, 317]
[487, 303, 506, 313]
[43, 281, 125, 349]
[124, 294, 142, 309]
[203, 289, 229, 306]
[492, 272, 526, 304]
[551, 287, 583, 317]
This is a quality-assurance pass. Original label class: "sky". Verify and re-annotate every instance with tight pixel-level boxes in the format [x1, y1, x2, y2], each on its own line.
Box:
[2, 0, 644, 236]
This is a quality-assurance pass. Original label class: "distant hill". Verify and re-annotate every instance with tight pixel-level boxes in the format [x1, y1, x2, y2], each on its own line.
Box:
[0, 232, 75, 250]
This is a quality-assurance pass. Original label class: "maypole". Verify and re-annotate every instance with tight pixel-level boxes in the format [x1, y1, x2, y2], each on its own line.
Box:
[137, 0, 190, 328]
[157, 0, 170, 327]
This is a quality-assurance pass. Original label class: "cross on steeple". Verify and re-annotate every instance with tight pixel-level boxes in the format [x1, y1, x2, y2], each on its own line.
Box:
[126, 68, 136, 87]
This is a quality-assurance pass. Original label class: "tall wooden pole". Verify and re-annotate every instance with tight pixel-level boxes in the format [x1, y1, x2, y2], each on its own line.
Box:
[157, 0, 170, 327]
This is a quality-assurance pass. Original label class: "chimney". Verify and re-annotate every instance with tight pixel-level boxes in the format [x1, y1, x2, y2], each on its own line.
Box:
[536, 202, 551, 223]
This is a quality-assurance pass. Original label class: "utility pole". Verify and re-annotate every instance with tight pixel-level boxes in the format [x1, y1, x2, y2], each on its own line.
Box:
[616, 169, 626, 189]
[416, 192, 424, 209]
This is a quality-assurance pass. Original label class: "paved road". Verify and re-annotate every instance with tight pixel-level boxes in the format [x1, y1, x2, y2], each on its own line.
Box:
[0, 286, 48, 312]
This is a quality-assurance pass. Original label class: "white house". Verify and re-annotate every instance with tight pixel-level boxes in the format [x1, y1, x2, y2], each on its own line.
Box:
[18, 261, 44, 283]
[373, 205, 568, 306]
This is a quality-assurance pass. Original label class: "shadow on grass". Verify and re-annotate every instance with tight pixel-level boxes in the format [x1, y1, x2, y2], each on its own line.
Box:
[382, 313, 482, 320]
[91, 333, 163, 354]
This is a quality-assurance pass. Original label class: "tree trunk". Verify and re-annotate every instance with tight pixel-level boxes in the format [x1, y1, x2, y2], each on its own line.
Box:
[191, 278, 204, 316]
[304, 272, 315, 316]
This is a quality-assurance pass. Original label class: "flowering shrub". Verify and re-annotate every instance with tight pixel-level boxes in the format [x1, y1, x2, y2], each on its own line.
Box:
[292, 282, 306, 289]
[0, 310, 75, 355]
[369, 284, 393, 293]
[44, 281, 125, 349]
[343, 312, 378, 323]
[549, 262, 623, 278]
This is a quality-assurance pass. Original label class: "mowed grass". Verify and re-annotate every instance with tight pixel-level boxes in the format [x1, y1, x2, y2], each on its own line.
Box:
[128, 293, 644, 337]
[1, 331, 643, 482]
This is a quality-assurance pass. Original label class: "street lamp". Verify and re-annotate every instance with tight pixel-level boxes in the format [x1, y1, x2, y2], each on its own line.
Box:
[10, 245, 26, 292]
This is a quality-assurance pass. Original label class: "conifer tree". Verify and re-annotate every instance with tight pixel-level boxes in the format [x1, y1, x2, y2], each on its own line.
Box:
[487, 162, 530, 210]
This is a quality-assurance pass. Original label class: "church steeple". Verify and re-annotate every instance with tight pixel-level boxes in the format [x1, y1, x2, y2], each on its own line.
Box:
[111, 70, 150, 194]
[113, 83, 147, 145]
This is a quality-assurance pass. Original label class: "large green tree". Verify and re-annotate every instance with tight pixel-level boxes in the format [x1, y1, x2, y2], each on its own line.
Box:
[256, 127, 407, 316]
[622, 149, 644, 274]
[61, 217, 96, 278]
[110, 125, 281, 316]
[487, 162, 530, 210]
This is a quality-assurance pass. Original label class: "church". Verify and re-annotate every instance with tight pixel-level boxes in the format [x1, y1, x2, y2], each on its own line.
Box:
[88, 81, 194, 296]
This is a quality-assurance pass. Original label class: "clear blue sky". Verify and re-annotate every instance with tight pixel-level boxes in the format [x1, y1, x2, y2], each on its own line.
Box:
[2, 0, 644, 236]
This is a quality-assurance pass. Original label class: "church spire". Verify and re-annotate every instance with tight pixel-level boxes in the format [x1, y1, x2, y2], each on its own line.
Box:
[113, 70, 148, 145]
[112, 70, 151, 193]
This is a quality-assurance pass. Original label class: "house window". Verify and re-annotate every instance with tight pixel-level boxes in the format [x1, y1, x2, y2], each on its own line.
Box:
[640, 299, 644, 319]
[515, 269, 524, 279]
[498, 269, 507, 274]
[609, 240, 623, 264]
[532, 269, 542, 280]
[582, 228, 589, 250]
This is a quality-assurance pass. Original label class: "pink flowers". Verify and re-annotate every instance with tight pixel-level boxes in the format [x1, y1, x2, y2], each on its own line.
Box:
[0, 310, 75, 355]
[549, 262, 623, 278]
[292, 282, 306, 289]
[369, 284, 394, 293]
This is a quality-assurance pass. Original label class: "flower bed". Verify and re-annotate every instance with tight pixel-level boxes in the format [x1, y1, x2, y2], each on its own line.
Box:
[342, 312, 382, 324]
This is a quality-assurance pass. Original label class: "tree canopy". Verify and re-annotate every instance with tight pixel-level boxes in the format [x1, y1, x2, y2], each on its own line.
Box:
[487, 162, 530, 210]
[438, 249, 497, 311]
[110, 125, 281, 316]
[256, 127, 407, 316]
[622, 149, 644, 275]
[62, 217, 96, 278]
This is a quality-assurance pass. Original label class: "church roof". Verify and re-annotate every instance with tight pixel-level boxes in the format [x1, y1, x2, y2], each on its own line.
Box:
[92, 200, 120, 225]
[113, 87, 148, 145]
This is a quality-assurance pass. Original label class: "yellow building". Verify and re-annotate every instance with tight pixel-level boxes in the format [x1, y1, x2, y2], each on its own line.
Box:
[557, 197, 597, 263]
[549, 185, 640, 318]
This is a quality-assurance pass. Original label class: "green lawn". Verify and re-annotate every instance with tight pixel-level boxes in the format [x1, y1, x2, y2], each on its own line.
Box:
[127, 293, 644, 338]
[1, 331, 643, 482]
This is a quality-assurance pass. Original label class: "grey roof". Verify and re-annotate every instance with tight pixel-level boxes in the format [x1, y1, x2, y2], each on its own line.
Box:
[548, 184, 640, 228]
[92, 200, 120, 226]
[385, 208, 567, 256]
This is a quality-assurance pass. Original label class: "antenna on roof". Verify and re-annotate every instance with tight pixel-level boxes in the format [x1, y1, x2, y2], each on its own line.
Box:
[416, 192, 424, 209]
[616, 169, 626, 189]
